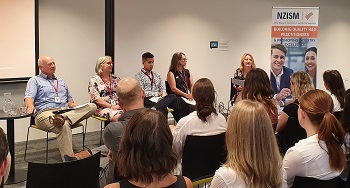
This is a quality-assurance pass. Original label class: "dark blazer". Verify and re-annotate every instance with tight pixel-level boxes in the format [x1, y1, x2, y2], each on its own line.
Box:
[270, 66, 293, 94]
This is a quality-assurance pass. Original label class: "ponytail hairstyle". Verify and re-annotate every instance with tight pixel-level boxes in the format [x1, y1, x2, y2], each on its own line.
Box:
[299, 89, 346, 171]
[192, 78, 217, 122]
[323, 70, 345, 108]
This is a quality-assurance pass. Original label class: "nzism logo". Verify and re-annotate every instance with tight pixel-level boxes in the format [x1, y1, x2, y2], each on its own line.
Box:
[277, 12, 300, 19]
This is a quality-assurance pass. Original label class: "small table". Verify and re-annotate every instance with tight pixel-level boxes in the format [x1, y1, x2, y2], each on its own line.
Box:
[0, 110, 30, 184]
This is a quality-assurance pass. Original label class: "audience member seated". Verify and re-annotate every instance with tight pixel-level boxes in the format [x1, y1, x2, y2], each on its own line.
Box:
[24, 56, 97, 161]
[276, 71, 314, 153]
[166, 52, 194, 122]
[0, 127, 10, 185]
[239, 68, 278, 125]
[338, 89, 350, 186]
[323, 70, 345, 112]
[172, 78, 226, 174]
[230, 53, 256, 104]
[211, 100, 288, 188]
[104, 109, 193, 188]
[89, 56, 122, 122]
[134, 52, 176, 116]
[67, 77, 146, 187]
[283, 89, 346, 187]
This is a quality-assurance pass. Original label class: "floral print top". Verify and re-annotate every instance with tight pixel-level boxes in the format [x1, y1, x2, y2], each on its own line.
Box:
[88, 74, 121, 114]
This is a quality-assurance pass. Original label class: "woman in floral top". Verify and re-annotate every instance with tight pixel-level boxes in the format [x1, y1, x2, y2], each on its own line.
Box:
[88, 56, 122, 121]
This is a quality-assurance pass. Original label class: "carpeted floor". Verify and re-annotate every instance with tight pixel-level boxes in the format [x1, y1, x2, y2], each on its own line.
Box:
[5, 131, 102, 188]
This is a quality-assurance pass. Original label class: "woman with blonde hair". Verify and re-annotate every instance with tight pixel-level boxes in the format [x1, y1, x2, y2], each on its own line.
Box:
[230, 53, 256, 103]
[211, 100, 287, 188]
[88, 56, 122, 122]
[283, 89, 346, 187]
[276, 71, 314, 153]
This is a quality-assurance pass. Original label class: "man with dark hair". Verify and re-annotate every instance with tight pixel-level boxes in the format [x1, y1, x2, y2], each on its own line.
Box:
[270, 44, 292, 103]
[134, 52, 176, 116]
[0, 127, 10, 185]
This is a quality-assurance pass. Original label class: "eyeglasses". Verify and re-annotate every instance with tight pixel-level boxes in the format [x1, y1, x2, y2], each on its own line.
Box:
[181, 58, 188, 61]
[104, 62, 113, 65]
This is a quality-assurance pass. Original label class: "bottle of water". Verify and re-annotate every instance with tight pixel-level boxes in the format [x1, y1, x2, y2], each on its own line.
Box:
[2, 93, 12, 113]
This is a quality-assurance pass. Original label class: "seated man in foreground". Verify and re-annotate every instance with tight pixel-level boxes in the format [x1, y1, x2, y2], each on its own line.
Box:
[67, 77, 146, 187]
[25, 56, 97, 161]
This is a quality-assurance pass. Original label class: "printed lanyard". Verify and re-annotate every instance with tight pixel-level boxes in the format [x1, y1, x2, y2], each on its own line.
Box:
[48, 79, 59, 95]
[178, 70, 188, 89]
[142, 69, 156, 88]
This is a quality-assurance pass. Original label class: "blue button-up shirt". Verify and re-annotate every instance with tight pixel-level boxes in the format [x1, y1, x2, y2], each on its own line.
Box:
[25, 73, 73, 116]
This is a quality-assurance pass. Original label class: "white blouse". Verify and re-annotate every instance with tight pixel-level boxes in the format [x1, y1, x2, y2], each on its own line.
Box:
[283, 134, 342, 187]
[211, 166, 288, 188]
[172, 111, 227, 174]
[331, 94, 343, 112]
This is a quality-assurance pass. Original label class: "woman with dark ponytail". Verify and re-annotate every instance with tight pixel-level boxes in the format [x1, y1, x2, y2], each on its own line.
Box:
[172, 78, 227, 174]
[323, 70, 345, 112]
[283, 89, 346, 187]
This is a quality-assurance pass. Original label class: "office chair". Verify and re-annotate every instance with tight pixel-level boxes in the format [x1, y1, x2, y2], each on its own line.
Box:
[26, 151, 101, 188]
[282, 116, 307, 153]
[24, 116, 85, 163]
[292, 176, 339, 188]
[85, 115, 110, 146]
[182, 133, 227, 180]
[192, 175, 213, 188]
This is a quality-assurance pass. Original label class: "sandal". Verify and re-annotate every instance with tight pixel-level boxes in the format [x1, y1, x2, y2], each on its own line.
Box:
[49, 114, 65, 128]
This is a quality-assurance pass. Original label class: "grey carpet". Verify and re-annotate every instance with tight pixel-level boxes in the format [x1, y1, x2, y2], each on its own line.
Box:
[5, 131, 102, 188]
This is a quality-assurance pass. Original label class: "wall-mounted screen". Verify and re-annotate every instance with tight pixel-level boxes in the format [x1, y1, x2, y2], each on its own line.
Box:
[0, 0, 35, 83]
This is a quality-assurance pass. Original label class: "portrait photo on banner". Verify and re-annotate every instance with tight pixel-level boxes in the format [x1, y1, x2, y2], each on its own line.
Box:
[270, 7, 319, 94]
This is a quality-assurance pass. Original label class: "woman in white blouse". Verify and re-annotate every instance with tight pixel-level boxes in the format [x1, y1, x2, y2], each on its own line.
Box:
[211, 100, 287, 188]
[172, 78, 226, 174]
[283, 89, 346, 187]
[323, 70, 345, 112]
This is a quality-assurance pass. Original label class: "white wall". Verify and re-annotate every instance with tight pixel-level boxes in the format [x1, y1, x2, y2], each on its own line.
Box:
[114, 0, 350, 106]
[0, 0, 105, 142]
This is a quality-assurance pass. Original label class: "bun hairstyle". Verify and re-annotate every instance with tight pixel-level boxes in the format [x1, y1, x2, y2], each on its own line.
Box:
[299, 89, 346, 171]
[192, 78, 217, 122]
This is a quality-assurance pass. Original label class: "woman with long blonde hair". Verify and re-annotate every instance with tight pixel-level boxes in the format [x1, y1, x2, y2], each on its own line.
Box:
[230, 53, 256, 103]
[211, 100, 287, 188]
[276, 71, 314, 153]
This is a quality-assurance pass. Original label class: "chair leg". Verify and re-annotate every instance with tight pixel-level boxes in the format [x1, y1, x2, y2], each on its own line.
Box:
[82, 125, 85, 150]
[46, 131, 49, 163]
[24, 126, 31, 161]
[100, 121, 103, 145]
